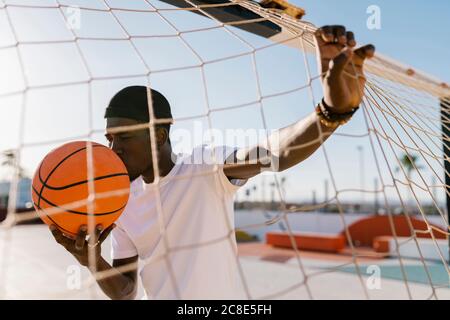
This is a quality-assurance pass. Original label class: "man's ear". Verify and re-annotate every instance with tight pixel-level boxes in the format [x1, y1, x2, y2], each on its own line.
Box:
[156, 127, 169, 148]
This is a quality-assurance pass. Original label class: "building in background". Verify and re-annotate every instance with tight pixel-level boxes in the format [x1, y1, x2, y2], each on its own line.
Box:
[0, 178, 33, 222]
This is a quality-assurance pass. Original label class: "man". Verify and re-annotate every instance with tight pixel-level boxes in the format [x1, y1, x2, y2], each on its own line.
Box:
[50, 25, 375, 299]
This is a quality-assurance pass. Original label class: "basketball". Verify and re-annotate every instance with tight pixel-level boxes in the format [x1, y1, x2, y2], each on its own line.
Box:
[31, 141, 130, 238]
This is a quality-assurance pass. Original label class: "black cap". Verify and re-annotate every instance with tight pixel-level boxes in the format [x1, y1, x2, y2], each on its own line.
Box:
[104, 86, 173, 124]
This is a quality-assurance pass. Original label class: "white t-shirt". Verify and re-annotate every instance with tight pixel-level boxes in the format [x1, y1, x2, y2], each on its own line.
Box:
[110, 145, 247, 299]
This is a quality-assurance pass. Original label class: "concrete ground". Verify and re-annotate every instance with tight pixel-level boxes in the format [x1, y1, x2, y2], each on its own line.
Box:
[1, 225, 449, 300]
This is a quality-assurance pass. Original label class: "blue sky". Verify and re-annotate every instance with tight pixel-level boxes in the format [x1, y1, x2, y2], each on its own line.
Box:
[0, 0, 448, 212]
[295, 0, 450, 84]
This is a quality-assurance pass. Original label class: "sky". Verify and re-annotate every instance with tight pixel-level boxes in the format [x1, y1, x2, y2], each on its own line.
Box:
[295, 0, 450, 84]
[0, 0, 449, 213]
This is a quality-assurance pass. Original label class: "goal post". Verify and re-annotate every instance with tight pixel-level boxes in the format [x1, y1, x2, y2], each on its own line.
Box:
[440, 96, 450, 264]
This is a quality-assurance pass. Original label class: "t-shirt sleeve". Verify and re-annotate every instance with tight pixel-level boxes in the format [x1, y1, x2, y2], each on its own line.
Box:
[211, 145, 247, 194]
[110, 223, 138, 260]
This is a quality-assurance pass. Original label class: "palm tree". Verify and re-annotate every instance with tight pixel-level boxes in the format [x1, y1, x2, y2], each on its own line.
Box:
[395, 152, 423, 208]
[269, 182, 275, 203]
[1, 149, 27, 178]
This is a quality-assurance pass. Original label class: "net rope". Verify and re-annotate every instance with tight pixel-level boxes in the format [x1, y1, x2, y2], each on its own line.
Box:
[1, 0, 450, 299]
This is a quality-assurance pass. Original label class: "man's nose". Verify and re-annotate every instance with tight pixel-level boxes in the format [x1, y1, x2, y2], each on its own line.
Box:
[110, 140, 123, 155]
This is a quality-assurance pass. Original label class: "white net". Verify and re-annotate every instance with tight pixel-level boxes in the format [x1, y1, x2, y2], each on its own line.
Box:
[1, 0, 450, 299]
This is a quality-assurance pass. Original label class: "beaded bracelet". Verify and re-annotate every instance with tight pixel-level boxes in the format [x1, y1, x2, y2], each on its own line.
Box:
[315, 99, 359, 129]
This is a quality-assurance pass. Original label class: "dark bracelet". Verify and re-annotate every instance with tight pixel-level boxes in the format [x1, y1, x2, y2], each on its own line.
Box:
[315, 99, 359, 128]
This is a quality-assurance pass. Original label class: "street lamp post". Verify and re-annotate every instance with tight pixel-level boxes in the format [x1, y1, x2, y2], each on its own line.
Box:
[324, 179, 329, 212]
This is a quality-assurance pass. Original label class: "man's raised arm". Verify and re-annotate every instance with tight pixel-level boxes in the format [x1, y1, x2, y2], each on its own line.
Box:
[224, 25, 375, 180]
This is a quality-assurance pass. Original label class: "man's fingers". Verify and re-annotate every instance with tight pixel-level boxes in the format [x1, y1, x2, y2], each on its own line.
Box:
[50, 225, 63, 242]
[346, 31, 356, 47]
[50, 225, 71, 248]
[74, 225, 87, 251]
[315, 25, 349, 48]
[329, 48, 353, 77]
[320, 25, 334, 43]
[91, 224, 104, 244]
[331, 25, 347, 45]
[315, 25, 333, 44]
[354, 44, 376, 62]
[98, 223, 116, 244]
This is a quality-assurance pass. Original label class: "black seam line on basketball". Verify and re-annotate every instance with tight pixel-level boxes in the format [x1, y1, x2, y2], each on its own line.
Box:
[38, 172, 129, 191]
[32, 185, 126, 216]
[33, 201, 74, 235]
[37, 144, 106, 207]
[37, 144, 107, 209]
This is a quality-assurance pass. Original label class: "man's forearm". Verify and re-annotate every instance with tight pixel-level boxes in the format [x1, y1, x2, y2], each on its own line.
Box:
[228, 111, 337, 179]
[267, 111, 337, 171]
[90, 257, 136, 300]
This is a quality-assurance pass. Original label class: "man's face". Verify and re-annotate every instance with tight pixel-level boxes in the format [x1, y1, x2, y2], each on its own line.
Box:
[105, 117, 153, 181]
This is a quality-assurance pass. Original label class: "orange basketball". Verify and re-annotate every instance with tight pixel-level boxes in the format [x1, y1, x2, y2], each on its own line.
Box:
[31, 141, 130, 238]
